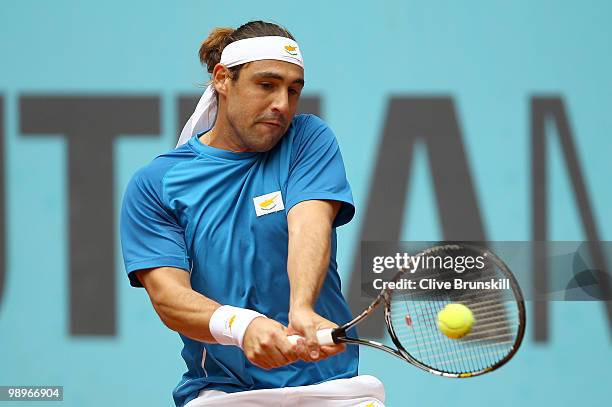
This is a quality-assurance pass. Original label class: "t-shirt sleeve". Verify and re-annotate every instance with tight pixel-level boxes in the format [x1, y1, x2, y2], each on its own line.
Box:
[286, 115, 355, 227]
[120, 168, 191, 287]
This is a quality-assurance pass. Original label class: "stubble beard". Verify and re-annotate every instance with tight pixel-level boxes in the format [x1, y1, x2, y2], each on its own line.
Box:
[230, 116, 287, 153]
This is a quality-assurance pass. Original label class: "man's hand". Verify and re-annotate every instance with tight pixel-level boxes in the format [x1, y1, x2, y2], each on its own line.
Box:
[242, 317, 299, 370]
[288, 307, 346, 362]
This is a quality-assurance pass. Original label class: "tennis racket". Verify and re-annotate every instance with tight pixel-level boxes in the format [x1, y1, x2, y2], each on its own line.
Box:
[288, 244, 526, 378]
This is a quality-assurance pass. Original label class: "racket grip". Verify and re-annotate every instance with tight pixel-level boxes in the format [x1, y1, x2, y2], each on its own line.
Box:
[287, 328, 335, 346]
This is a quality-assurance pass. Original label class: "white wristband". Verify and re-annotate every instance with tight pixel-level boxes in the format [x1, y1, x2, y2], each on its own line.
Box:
[209, 305, 265, 349]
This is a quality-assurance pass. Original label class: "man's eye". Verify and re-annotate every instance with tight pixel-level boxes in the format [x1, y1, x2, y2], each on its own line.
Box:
[260, 83, 273, 90]
[288, 88, 299, 96]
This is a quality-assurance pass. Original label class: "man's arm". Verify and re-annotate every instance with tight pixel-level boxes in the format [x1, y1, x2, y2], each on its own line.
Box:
[135, 267, 299, 369]
[286, 199, 346, 361]
[136, 267, 221, 342]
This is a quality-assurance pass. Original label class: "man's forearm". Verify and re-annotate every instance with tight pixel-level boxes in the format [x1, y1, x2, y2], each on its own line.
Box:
[287, 222, 331, 309]
[150, 284, 222, 343]
[286, 200, 339, 310]
[136, 267, 224, 342]
[286, 200, 344, 361]
[138, 268, 299, 367]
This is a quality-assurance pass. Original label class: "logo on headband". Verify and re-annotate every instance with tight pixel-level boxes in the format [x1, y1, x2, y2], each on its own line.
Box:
[284, 45, 299, 56]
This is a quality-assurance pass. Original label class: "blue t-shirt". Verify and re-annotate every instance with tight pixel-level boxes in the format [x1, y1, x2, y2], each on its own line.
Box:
[120, 114, 359, 407]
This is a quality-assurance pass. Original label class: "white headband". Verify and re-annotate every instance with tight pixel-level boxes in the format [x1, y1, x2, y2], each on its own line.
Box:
[177, 36, 304, 147]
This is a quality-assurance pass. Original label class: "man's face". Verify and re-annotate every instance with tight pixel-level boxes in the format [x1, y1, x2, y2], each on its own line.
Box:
[220, 60, 304, 152]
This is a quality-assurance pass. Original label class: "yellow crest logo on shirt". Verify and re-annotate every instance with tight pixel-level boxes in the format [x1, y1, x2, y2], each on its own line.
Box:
[259, 194, 279, 211]
[253, 191, 285, 217]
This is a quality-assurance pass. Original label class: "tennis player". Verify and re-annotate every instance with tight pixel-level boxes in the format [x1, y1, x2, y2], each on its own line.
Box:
[120, 20, 385, 407]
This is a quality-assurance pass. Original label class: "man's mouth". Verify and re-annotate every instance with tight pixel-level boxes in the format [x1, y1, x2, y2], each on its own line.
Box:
[259, 121, 282, 128]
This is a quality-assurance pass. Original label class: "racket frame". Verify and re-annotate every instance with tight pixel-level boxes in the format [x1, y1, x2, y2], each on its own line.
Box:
[332, 244, 526, 378]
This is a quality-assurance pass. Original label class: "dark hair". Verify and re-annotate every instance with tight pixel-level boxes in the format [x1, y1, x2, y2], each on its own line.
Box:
[198, 20, 296, 80]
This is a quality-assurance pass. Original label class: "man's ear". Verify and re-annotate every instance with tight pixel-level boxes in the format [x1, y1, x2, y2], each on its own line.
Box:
[212, 63, 231, 97]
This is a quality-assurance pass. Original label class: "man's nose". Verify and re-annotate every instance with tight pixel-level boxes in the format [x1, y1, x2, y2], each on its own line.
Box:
[270, 89, 290, 116]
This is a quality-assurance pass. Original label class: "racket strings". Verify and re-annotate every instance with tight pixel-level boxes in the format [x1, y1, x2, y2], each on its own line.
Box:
[392, 296, 519, 374]
[390, 316, 518, 342]
[418, 296, 471, 372]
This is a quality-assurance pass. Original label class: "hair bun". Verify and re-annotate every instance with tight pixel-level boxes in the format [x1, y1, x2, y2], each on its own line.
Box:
[199, 27, 235, 73]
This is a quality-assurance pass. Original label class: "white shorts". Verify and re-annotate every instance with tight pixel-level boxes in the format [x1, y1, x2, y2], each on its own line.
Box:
[183, 375, 385, 407]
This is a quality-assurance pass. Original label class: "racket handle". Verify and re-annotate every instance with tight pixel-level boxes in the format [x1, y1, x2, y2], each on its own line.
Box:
[287, 328, 335, 346]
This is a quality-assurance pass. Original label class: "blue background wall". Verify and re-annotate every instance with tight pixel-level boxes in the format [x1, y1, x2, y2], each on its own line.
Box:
[1, 1, 610, 405]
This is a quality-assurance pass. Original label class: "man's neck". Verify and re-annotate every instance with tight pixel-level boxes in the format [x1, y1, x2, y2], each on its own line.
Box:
[200, 120, 251, 153]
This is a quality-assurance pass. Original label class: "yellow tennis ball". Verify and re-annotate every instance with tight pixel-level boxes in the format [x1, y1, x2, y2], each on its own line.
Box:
[437, 303, 474, 339]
